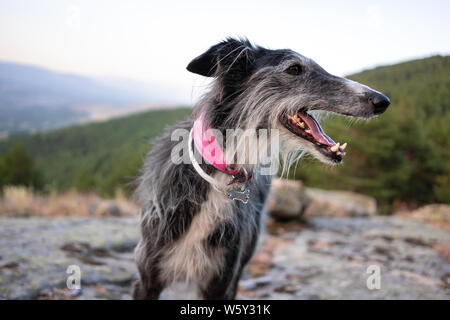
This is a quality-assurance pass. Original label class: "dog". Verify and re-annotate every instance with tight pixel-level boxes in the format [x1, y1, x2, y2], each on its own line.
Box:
[132, 38, 390, 300]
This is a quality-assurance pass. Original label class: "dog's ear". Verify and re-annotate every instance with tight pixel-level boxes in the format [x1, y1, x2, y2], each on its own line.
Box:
[187, 38, 255, 77]
[186, 45, 218, 77]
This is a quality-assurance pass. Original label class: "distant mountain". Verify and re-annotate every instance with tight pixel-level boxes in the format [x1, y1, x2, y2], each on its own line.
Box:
[0, 61, 163, 136]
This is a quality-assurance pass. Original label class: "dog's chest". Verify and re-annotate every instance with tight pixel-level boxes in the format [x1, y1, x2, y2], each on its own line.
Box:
[160, 179, 234, 282]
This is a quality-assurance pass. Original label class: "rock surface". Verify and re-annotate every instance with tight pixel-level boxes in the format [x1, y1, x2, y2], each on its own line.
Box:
[241, 217, 449, 299]
[266, 179, 309, 219]
[396, 204, 450, 232]
[0, 217, 139, 299]
[303, 188, 377, 218]
[266, 179, 377, 220]
[0, 215, 448, 300]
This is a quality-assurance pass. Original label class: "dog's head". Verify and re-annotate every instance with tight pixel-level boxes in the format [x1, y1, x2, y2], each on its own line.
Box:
[187, 38, 390, 166]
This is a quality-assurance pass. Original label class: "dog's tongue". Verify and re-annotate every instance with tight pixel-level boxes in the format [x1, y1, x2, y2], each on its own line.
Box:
[298, 113, 335, 146]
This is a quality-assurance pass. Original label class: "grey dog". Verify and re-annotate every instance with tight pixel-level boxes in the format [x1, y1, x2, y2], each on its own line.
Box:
[133, 38, 390, 299]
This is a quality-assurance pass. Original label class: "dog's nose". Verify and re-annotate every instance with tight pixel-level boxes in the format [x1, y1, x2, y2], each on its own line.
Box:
[370, 92, 390, 115]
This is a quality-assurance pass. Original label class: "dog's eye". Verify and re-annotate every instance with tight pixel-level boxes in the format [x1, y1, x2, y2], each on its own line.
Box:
[285, 64, 302, 76]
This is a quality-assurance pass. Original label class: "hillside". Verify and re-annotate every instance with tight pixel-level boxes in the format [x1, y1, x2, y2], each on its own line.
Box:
[0, 61, 161, 135]
[0, 56, 449, 212]
[0, 108, 191, 196]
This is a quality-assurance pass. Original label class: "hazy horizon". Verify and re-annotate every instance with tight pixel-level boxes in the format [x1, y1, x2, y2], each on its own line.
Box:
[1, 0, 450, 104]
[1, 51, 446, 105]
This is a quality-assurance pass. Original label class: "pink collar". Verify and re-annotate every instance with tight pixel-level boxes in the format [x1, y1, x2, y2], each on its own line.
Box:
[192, 112, 252, 185]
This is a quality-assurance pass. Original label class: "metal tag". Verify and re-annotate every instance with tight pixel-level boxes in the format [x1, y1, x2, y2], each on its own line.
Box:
[227, 188, 250, 204]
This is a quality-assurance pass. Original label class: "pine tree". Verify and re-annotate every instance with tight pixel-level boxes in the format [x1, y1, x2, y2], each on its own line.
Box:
[0, 143, 42, 190]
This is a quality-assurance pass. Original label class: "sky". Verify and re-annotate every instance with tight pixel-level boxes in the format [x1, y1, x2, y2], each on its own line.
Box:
[1, 0, 449, 104]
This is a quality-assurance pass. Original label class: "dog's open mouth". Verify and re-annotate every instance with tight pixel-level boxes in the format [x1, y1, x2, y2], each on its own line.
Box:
[280, 112, 347, 163]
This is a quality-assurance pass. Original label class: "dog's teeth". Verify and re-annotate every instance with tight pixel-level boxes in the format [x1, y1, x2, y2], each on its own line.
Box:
[298, 121, 305, 128]
[305, 129, 311, 134]
[330, 143, 340, 152]
[341, 142, 347, 150]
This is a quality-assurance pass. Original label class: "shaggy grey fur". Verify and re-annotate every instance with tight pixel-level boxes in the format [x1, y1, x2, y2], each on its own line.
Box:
[133, 38, 390, 300]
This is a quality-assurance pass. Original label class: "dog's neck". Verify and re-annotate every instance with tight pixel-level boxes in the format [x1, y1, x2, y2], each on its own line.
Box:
[191, 112, 252, 187]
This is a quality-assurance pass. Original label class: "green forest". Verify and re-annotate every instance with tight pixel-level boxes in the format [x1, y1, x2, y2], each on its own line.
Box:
[0, 55, 449, 213]
[0, 108, 191, 196]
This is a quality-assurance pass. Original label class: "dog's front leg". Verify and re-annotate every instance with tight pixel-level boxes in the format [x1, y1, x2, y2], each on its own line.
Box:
[133, 241, 166, 300]
[132, 260, 166, 300]
[132, 278, 164, 300]
[199, 248, 241, 300]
